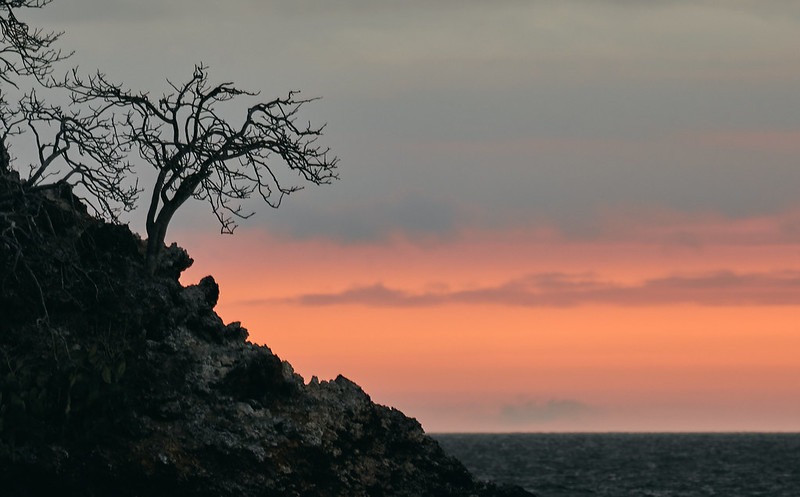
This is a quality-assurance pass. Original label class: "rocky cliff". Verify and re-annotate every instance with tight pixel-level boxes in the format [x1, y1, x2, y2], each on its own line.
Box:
[0, 173, 533, 497]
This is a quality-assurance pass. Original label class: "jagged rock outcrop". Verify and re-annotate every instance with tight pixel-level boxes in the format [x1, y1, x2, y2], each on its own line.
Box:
[0, 174, 533, 497]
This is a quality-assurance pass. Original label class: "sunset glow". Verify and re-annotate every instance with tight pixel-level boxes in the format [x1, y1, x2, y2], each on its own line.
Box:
[36, 0, 800, 432]
[180, 219, 800, 432]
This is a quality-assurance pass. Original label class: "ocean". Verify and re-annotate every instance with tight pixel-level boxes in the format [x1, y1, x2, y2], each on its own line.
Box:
[433, 433, 800, 496]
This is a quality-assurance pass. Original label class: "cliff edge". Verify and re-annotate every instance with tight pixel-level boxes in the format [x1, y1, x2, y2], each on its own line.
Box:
[0, 174, 533, 497]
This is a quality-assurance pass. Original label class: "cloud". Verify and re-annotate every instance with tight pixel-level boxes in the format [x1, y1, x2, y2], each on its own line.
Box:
[500, 399, 594, 425]
[294, 284, 428, 307]
[688, 130, 800, 152]
[268, 270, 800, 308]
[30, 1, 187, 23]
[265, 193, 464, 242]
[29, 0, 800, 249]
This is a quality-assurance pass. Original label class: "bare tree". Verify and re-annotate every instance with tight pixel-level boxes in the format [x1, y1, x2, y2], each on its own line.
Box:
[0, 93, 11, 172]
[1, 0, 66, 172]
[70, 65, 339, 274]
[0, 90, 138, 219]
[0, 0, 67, 85]
[3, 4, 337, 270]
[0, 1, 138, 220]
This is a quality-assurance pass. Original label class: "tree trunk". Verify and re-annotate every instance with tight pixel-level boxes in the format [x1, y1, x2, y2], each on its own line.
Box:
[0, 139, 10, 174]
[144, 233, 161, 276]
[146, 215, 176, 276]
[144, 196, 186, 276]
[143, 175, 201, 276]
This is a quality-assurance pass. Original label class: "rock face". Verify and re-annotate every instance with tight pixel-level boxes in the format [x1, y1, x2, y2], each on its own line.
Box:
[0, 175, 533, 497]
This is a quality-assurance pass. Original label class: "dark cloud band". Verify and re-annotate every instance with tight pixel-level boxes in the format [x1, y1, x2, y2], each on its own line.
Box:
[264, 270, 800, 308]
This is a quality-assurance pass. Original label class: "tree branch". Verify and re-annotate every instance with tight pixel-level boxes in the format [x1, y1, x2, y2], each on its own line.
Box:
[66, 64, 338, 274]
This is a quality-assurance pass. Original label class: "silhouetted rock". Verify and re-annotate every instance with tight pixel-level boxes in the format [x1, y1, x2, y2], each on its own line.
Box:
[0, 173, 534, 497]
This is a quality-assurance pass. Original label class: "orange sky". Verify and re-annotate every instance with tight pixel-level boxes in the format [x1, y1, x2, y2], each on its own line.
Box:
[179, 215, 800, 433]
[22, 0, 800, 433]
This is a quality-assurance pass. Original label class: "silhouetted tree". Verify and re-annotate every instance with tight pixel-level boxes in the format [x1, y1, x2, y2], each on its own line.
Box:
[0, 90, 138, 219]
[0, 1, 138, 220]
[1, 0, 65, 172]
[70, 65, 338, 274]
[2, 3, 336, 271]
[0, 0, 66, 85]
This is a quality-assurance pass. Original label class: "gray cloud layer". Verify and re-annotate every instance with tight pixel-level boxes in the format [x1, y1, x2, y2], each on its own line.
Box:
[23, 1, 800, 242]
[265, 271, 800, 307]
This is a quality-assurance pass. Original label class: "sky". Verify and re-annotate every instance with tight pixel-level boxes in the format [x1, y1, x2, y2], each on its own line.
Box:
[24, 0, 800, 432]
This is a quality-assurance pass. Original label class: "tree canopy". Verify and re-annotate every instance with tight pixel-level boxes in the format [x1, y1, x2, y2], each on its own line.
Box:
[1, 1, 338, 274]
[1, 0, 136, 220]
[69, 66, 339, 273]
[0, 0, 66, 85]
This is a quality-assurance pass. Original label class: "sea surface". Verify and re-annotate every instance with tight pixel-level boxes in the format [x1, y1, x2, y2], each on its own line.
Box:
[433, 433, 800, 496]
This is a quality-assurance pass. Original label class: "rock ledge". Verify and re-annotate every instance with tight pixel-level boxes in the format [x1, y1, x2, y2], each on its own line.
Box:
[0, 175, 533, 496]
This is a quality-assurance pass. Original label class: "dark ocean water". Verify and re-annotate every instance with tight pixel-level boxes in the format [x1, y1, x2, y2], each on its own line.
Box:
[433, 433, 800, 497]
